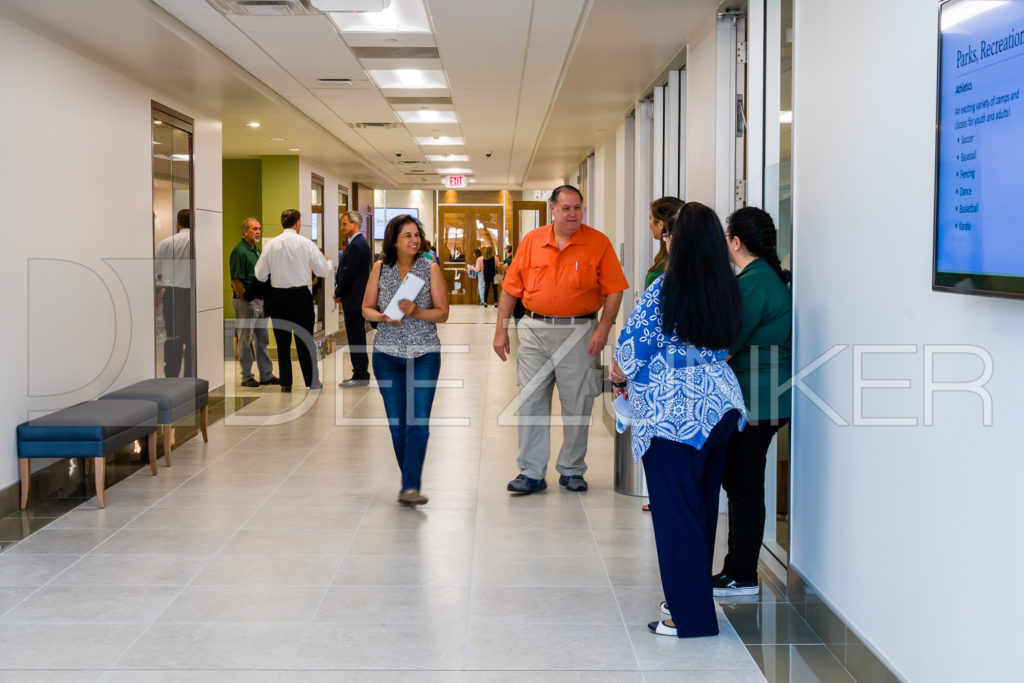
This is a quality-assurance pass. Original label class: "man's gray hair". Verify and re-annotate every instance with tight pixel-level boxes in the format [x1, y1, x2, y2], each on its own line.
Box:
[241, 217, 259, 232]
[343, 211, 363, 228]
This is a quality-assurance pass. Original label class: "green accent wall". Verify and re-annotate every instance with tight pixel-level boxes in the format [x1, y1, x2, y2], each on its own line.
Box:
[222, 159, 262, 318]
[261, 155, 300, 241]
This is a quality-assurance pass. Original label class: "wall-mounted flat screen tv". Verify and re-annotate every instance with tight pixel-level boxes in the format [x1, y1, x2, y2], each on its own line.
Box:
[934, 0, 1024, 299]
[373, 208, 419, 240]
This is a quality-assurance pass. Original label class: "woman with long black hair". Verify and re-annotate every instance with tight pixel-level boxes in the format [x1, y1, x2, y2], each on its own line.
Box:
[611, 202, 747, 638]
[712, 206, 792, 596]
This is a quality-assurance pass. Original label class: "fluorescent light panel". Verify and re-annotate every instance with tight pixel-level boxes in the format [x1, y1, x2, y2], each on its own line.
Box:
[416, 136, 464, 145]
[328, 0, 431, 33]
[397, 110, 458, 123]
[368, 69, 447, 90]
[426, 154, 469, 161]
[437, 168, 472, 174]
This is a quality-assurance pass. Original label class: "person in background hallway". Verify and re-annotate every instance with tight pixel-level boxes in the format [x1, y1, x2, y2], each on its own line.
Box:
[334, 211, 372, 388]
[502, 244, 526, 320]
[155, 208, 193, 377]
[611, 201, 746, 638]
[254, 209, 332, 393]
[470, 248, 486, 305]
[481, 246, 498, 306]
[362, 215, 449, 507]
[230, 217, 276, 388]
[713, 206, 793, 597]
[645, 196, 685, 290]
[494, 185, 628, 494]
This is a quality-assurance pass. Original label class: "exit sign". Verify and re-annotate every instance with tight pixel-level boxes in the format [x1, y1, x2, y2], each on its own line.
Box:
[443, 175, 466, 189]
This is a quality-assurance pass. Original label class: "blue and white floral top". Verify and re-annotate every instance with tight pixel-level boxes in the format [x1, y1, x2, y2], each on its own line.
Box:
[614, 275, 747, 462]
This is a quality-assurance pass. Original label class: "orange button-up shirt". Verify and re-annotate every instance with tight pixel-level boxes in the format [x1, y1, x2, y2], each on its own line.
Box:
[502, 224, 628, 317]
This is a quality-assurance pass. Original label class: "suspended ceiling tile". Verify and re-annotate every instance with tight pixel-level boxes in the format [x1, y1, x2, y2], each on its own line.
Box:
[403, 122, 463, 137]
[312, 88, 391, 105]
[531, 0, 587, 27]
[227, 14, 338, 34]
[426, 0, 533, 18]
[341, 32, 436, 48]
[153, 0, 222, 17]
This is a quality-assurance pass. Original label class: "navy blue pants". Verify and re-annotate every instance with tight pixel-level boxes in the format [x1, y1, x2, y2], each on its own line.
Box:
[642, 409, 742, 637]
[372, 351, 441, 491]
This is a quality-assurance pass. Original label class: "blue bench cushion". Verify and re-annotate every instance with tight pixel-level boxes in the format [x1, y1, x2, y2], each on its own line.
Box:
[99, 378, 209, 424]
[17, 399, 158, 459]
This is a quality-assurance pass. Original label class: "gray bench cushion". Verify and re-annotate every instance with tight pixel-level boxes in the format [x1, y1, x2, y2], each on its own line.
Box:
[99, 378, 209, 424]
[17, 399, 158, 459]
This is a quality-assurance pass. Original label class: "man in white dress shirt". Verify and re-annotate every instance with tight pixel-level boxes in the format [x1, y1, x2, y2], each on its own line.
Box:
[254, 209, 333, 392]
[155, 208, 193, 377]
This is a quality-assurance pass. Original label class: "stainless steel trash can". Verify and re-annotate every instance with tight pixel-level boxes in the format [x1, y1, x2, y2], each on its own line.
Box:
[614, 426, 648, 496]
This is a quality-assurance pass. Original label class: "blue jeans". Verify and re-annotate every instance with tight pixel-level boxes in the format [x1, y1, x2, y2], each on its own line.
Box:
[372, 351, 441, 491]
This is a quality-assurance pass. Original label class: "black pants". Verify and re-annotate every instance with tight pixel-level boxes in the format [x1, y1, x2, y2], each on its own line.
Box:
[342, 305, 370, 380]
[162, 286, 193, 377]
[720, 418, 789, 583]
[269, 287, 318, 389]
[642, 410, 742, 637]
[482, 276, 498, 304]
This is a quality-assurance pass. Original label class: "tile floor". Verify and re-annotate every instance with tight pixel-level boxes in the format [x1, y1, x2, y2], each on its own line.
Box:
[0, 307, 857, 681]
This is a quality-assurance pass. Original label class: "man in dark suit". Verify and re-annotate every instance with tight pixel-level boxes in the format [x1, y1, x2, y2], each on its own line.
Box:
[334, 211, 372, 388]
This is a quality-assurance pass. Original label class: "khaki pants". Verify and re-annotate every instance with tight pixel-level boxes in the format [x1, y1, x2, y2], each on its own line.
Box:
[514, 316, 602, 480]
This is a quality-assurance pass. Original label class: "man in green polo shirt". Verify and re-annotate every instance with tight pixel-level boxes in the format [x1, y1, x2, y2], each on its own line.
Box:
[229, 217, 276, 387]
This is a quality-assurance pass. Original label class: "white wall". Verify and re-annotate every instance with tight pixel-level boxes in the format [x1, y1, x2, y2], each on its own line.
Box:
[684, 13, 719, 207]
[299, 160, 344, 336]
[792, 1, 1022, 680]
[377, 189, 436, 243]
[0, 16, 222, 491]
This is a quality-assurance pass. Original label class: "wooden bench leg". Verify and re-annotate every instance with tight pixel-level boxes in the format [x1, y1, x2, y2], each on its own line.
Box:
[20, 459, 30, 510]
[147, 431, 158, 475]
[200, 405, 209, 443]
[162, 425, 173, 467]
[95, 456, 106, 508]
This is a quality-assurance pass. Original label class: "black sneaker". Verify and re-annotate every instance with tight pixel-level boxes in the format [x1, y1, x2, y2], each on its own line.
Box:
[558, 475, 588, 491]
[240, 378, 259, 388]
[712, 571, 759, 596]
[506, 474, 547, 494]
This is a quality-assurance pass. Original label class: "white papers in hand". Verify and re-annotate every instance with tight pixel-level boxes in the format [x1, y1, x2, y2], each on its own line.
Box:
[383, 272, 426, 320]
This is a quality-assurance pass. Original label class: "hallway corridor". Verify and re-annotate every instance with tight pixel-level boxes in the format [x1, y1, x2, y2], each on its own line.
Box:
[0, 309, 836, 680]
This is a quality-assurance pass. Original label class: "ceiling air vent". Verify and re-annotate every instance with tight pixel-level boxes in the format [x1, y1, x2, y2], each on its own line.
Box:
[350, 122, 403, 129]
[206, 0, 315, 16]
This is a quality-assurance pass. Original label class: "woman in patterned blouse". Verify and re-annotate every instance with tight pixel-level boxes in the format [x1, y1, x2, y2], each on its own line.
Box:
[610, 201, 747, 638]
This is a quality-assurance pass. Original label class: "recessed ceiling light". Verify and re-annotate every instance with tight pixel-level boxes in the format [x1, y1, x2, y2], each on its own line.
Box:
[369, 69, 447, 90]
[246, 121, 261, 128]
[426, 154, 469, 162]
[397, 110, 457, 123]
[327, 1, 431, 33]
[416, 136, 463, 146]
[271, 137, 286, 141]
[152, 119, 163, 125]
[288, 148, 300, 152]
[436, 167, 472, 174]
[469, 178, 477, 183]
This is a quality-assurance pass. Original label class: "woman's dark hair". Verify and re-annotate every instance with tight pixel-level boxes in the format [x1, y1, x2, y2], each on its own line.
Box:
[661, 202, 741, 350]
[726, 207, 791, 284]
[473, 248, 482, 258]
[647, 196, 685, 276]
[381, 215, 426, 266]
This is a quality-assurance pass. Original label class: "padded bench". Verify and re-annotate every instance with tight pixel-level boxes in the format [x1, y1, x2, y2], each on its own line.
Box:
[17, 400, 159, 509]
[99, 378, 209, 467]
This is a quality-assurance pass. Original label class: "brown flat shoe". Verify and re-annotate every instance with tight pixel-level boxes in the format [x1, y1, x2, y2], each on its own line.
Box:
[398, 489, 429, 506]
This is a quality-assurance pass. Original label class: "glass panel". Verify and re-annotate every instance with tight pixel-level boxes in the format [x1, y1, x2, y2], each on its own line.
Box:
[152, 115, 194, 378]
[437, 205, 503, 304]
[311, 176, 325, 333]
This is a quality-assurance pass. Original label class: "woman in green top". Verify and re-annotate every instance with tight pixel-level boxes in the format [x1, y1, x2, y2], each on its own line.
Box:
[644, 196, 685, 290]
[712, 207, 792, 597]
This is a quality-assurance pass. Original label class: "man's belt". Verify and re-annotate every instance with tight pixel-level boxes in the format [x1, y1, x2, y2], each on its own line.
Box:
[526, 310, 597, 324]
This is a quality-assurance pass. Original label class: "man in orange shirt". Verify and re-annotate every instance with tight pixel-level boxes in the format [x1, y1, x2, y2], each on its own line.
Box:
[494, 185, 628, 494]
